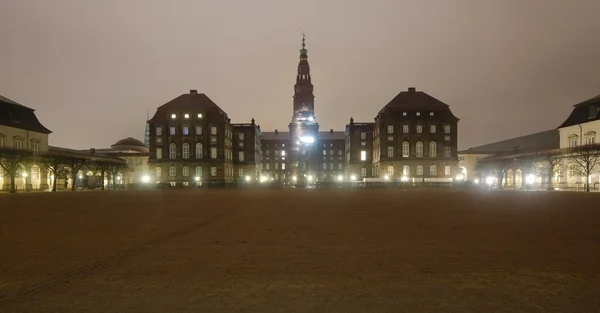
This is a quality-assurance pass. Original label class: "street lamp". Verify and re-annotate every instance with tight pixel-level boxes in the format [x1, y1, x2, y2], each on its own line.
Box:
[245, 175, 250, 182]
[142, 175, 150, 183]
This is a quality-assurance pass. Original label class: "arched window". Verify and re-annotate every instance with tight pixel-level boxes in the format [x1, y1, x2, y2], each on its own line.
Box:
[429, 141, 437, 157]
[169, 143, 176, 159]
[360, 168, 367, 177]
[155, 167, 162, 178]
[416, 142, 423, 157]
[402, 141, 409, 157]
[195, 166, 202, 178]
[182, 143, 190, 159]
[417, 165, 423, 176]
[430, 165, 437, 176]
[445, 165, 451, 176]
[182, 166, 189, 176]
[169, 166, 176, 177]
[195, 143, 203, 159]
[387, 166, 394, 176]
[31, 165, 40, 181]
[403, 165, 410, 176]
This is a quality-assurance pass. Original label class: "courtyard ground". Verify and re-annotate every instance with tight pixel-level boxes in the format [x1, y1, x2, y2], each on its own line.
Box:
[0, 189, 599, 312]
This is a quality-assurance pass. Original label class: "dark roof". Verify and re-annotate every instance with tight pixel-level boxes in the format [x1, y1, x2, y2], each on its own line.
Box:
[0, 94, 52, 134]
[48, 146, 125, 163]
[557, 93, 600, 128]
[377, 87, 459, 120]
[459, 130, 559, 154]
[318, 131, 345, 140]
[262, 131, 290, 141]
[148, 91, 227, 123]
[112, 137, 146, 148]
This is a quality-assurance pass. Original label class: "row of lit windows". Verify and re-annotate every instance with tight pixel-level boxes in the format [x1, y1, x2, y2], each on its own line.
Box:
[170, 113, 203, 119]
[156, 126, 227, 137]
[384, 165, 452, 176]
[0, 136, 40, 155]
[155, 143, 244, 161]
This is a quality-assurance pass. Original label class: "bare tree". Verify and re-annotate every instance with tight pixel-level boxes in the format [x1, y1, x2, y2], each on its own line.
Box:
[568, 144, 600, 192]
[475, 157, 513, 188]
[536, 150, 564, 190]
[38, 154, 67, 192]
[0, 148, 31, 193]
[63, 157, 88, 191]
[107, 162, 129, 190]
[91, 161, 112, 190]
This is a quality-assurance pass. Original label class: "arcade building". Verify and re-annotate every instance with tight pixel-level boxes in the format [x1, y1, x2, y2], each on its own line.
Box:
[146, 37, 461, 186]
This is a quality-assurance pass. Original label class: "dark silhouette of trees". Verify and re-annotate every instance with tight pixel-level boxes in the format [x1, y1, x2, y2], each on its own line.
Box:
[568, 144, 600, 192]
[0, 148, 31, 193]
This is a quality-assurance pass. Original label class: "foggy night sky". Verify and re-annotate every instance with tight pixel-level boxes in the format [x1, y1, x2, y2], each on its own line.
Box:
[2, 0, 600, 150]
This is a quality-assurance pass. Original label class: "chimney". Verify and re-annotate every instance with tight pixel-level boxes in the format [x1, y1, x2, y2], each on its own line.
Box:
[408, 87, 416, 93]
[330, 129, 333, 133]
[275, 129, 278, 135]
[90, 148, 96, 154]
[190, 89, 198, 95]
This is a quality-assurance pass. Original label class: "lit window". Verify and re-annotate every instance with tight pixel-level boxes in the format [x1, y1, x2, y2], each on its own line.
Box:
[211, 147, 217, 159]
[416, 112, 421, 116]
[211, 167, 217, 176]
[322, 163, 327, 170]
[361, 168, 367, 177]
[184, 113, 189, 118]
[416, 125, 422, 133]
[430, 125, 436, 133]
[417, 165, 423, 175]
[430, 165, 437, 176]
[445, 165, 451, 176]
[361, 131, 367, 139]
[183, 127, 189, 135]
[444, 146, 451, 157]
[429, 142, 437, 157]
[239, 151, 245, 161]
[281, 150, 286, 156]
[182, 143, 189, 159]
[169, 127, 176, 135]
[182, 166, 189, 176]
[402, 125, 409, 134]
[156, 127, 162, 136]
[322, 150, 326, 156]
[361, 150, 367, 161]
[211, 126, 217, 135]
[239, 133, 244, 140]
[155, 167, 162, 178]
[402, 112, 407, 116]
[171, 114, 176, 119]
[444, 125, 451, 134]
[198, 113, 203, 118]
[387, 125, 394, 134]
[403, 165, 410, 176]
[282, 163, 286, 170]
[156, 148, 162, 159]
[416, 142, 423, 157]
[402, 141, 409, 157]
[430, 112, 434, 116]
[169, 143, 176, 159]
[387, 146, 394, 158]
[169, 166, 176, 177]
[196, 143, 203, 158]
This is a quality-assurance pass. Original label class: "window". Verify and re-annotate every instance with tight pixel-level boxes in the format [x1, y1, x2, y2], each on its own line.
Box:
[156, 137, 162, 144]
[211, 147, 217, 159]
[402, 141, 409, 157]
[126, 159, 131, 165]
[416, 112, 421, 116]
[182, 143, 190, 159]
[210, 137, 217, 144]
[198, 113, 203, 118]
[238, 169, 244, 177]
[444, 146, 451, 158]
[387, 146, 394, 158]
[169, 166, 176, 177]
[430, 112, 434, 116]
[329, 163, 334, 170]
[361, 168, 367, 177]
[402, 125, 409, 134]
[184, 113, 189, 119]
[444, 135, 451, 141]
[361, 131, 367, 139]
[586, 136, 595, 145]
[445, 165, 451, 176]
[417, 165, 423, 175]
[403, 165, 410, 176]
[322, 163, 327, 170]
[171, 114, 176, 119]
[195, 143, 202, 158]
[402, 112, 407, 116]
[387, 166, 394, 176]
[239, 132, 244, 140]
[430, 125, 436, 133]
[429, 142, 437, 157]
[416, 142, 423, 157]
[136, 158, 143, 165]
[32, 166, 40, 181]
[387, 136, 394, 141]
[211, 126, 217, 135]
[430, 165, 437, 176]
[569, 138, 577, 148]
[416, 125, 422, 133]
[31, 143, 39, 155]
[282, 163, 286, 170]
[155, 167, 162, 178]
[360, 150, 367, 161]
[387, 125, 394, 134]
[182, 127, 189, 135]
[196, 126, 202, 135]
[156, 148, 162, 159]
[156, 127, 162, 136]
[182, 166, 189, 177]
[361, 141, 366, 146]
[322, 150, 327, 156]
[211, 167, 217, 176]
[444, 125, 451, 134]
[266, 163, 270, 170]
[169, 127, 176, 135]
[169, 143, 176, 159]
[568, 164, 575, 178]
[14, 140, 23, 149]
[338, 163, 342, 170]
[194, 166, 202, 178]
[282, 150, 286, 156]
[239, 151, 245, 161]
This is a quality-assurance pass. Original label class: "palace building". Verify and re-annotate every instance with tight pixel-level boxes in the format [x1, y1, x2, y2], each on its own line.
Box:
[146, 36, 461, 187]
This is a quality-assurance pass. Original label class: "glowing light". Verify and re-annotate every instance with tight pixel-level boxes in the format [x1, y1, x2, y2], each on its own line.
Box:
[197, 113, 203, 118]
[195, 176, 200, 182]
[260, 176, 267, 183]
[384, 175, 390, 180]
[21, 172, 28, 178]
[292, 176, 297, 181]
[337, 175, 343, 182]
[350, 174, 357, 181]
[401, 176, 409, 182]
[308, 116, 314, 122]
[142, 175, 150, 183]
[455, 174, 464, 180]
[116, 176, 121, 180]
[474, 179, 480, 184]
[245, 176, 250, 182]
[184, 113, 189, 118]
[526, 174, 536, 184]
[307, 175, 313, 182]
[299, 136, 315, 144]
[171, 114, 176, 119]
[78, 175, 83, 179]
[486, 176, 494, 185]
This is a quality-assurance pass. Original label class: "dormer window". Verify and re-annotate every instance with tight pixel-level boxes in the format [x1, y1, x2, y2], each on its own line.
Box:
[8, 113, 19, 123]
[171, 114, 176, 119]
[197, 113, 203, 118]
[184, 113, 189, 119]
[590, 106, 599, 119]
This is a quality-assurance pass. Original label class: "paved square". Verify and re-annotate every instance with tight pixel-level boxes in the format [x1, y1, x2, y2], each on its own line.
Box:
[1, 189, 599, 312]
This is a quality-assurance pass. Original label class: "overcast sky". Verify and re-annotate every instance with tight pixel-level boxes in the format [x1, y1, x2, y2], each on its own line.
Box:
[2, 0, 600, 150]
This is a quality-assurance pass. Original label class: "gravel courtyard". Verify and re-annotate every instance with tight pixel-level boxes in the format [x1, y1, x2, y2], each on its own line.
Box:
[1, 189, 599, 312]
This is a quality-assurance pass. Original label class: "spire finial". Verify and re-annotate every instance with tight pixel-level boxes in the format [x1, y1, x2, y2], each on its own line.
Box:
[300, 31, 307, 55]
